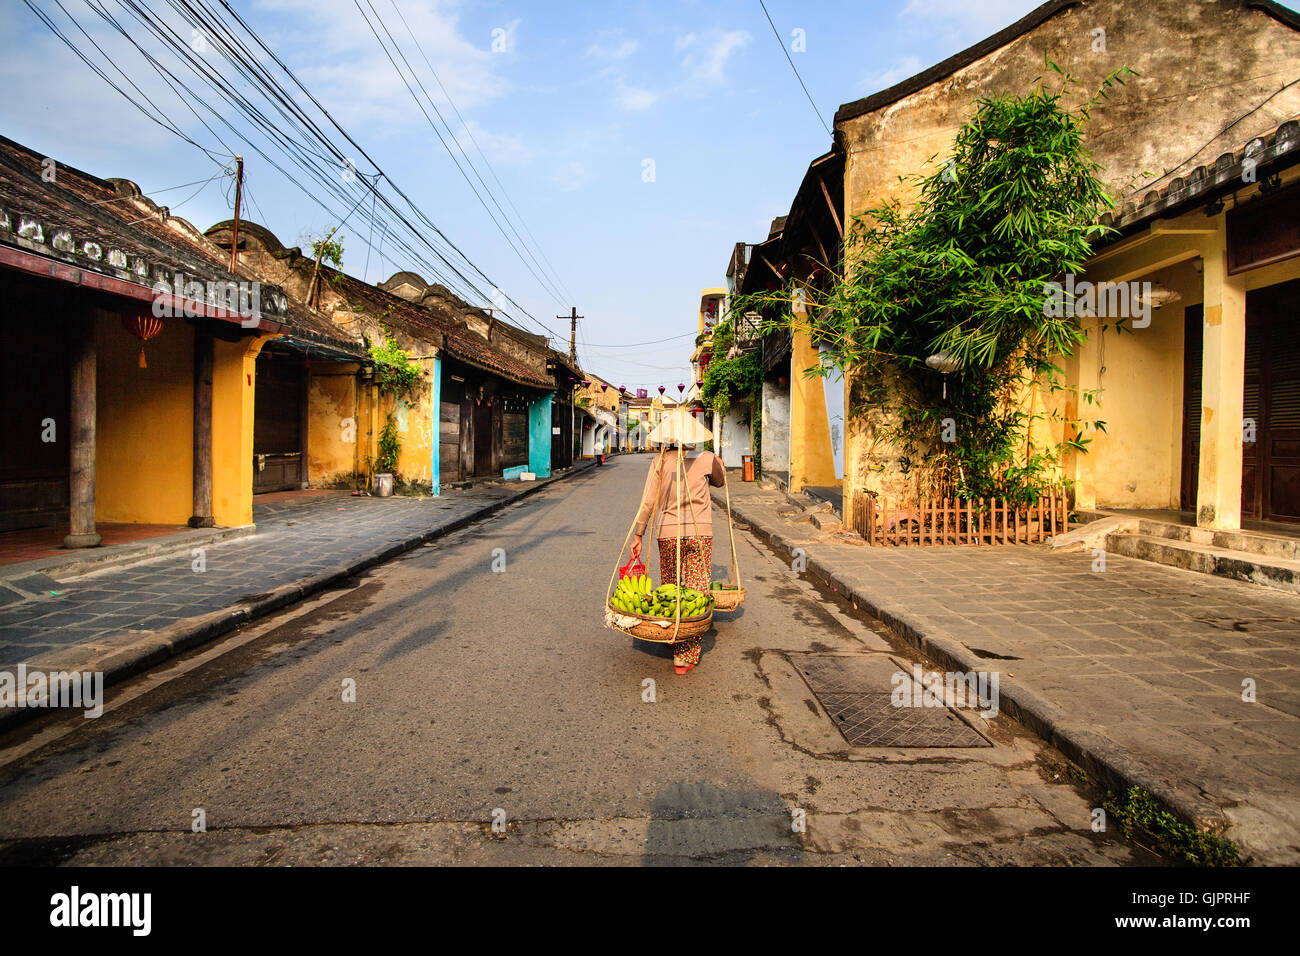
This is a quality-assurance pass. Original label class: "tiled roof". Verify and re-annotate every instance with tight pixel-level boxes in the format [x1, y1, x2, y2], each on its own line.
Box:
[326, 269, 551, 389]
[0, 136, 289, 328]
[331, 270, 553, 390]
[0, 135, 370, 358]
[206, 219, 554, 389]
[1100, 117, 1300, 235]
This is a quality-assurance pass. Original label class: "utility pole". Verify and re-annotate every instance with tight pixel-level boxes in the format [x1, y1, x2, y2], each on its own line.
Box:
[558, 306, 582, 364]
[229, 155, 244, 274]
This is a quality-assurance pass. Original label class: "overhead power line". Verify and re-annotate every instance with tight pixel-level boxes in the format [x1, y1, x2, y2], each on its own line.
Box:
[351, 0, 570, 317]
[757, 0, 831, 137]
[23, 0, 564, 336]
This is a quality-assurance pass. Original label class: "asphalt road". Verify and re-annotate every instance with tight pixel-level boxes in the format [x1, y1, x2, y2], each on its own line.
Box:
[0, 456, 1157, 865]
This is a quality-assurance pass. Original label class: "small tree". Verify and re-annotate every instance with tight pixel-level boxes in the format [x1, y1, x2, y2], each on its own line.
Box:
[790, 62, 1130, 502]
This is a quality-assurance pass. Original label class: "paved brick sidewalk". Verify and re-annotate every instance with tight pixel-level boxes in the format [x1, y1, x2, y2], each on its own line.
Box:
[0, 469, 593, 669]
[720, 480, 1300, 865]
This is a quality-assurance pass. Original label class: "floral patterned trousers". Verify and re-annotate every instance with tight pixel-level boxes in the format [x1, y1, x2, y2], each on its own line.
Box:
[657, 535, 712, 668]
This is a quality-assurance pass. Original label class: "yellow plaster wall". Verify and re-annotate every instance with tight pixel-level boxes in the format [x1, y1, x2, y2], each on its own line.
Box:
[211, 335, 271, 527]
[789, 326, 838, 491]
[307, 362, 360, 486]
[1060, 260, 1200, 510]
[390, 357, 437, 487]
[94, 308, 194, 525]
[1058, 202, 1300, 518]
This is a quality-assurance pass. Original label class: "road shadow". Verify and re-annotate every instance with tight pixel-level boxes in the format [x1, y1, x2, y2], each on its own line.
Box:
[642, 780, 802, 865]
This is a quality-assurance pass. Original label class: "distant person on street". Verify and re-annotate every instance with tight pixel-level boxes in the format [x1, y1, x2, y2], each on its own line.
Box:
[630, 443, 726, 674]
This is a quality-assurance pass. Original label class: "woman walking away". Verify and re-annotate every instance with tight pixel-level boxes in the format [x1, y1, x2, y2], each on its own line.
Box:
[630, 443, 725, 674]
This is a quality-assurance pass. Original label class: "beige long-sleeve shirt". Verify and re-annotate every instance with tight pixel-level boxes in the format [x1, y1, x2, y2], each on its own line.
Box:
[634, 451, 726, 541]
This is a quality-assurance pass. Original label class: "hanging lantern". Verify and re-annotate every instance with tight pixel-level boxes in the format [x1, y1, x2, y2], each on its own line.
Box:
[582, 379, 591, 388]
[658, 385, 665, 395]
[677, 383, 685, 394]
[925, 352, 962, 399]
[600, 383, 608, 392]
[122, 312, 164, 368]
[696, 379, 704, 388]
[619, 385, 627, 394]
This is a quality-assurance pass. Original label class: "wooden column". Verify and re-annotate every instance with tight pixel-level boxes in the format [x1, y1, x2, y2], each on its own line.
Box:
[64, 305, 100, 549]
[189, 331, 215, 527]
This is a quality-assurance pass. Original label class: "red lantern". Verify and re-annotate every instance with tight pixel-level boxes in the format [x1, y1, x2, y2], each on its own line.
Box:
[122, 312, 164, 368]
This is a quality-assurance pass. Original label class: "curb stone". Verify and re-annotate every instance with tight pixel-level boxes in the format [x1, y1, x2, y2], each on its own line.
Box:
[718, 491, 1232, 842]
[1, 461, 600, 734]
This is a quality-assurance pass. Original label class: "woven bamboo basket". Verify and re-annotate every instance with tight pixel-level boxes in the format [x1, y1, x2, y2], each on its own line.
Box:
[710, 471, 747, 612]
[603, 446, 721, 643]
[607, 601, 713, 643]
[709, 585, 746, 612]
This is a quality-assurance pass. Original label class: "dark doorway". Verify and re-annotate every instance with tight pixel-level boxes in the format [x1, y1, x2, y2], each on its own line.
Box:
[253, 347, 306, 493]
[474, 400, 493, 477]
[0, 273, 70, 530]
[551, 396, 573, 473]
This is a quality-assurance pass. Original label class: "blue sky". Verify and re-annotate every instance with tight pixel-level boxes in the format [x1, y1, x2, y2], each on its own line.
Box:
[3, 0, 1075, 389]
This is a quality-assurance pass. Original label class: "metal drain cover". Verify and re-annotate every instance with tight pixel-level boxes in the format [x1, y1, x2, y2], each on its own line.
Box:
[817, 692, 990, 748]
[788, 653, 991, 749]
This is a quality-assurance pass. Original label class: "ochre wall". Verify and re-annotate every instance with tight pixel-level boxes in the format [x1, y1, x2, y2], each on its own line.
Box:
[307, 362, 360, 487]
[94, 308, 194, 525]
[1057, 195, 1300, 516]
[211, 335, 270, 527]
[789, 326, 838, 491]
[390, 356, 437, 488]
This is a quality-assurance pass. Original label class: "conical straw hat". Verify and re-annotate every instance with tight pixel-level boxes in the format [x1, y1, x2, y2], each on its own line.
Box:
[647, 406, 713, 445]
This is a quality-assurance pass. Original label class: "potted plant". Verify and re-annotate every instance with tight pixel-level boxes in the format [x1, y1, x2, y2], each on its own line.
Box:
[373, 412, 401, 496]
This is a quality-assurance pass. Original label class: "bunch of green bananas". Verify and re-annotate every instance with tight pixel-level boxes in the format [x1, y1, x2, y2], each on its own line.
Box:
[611, 577, 714, 619]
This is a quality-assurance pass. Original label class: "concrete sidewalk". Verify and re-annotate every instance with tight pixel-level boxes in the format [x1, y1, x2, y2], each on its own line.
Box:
[0, 461, 599, 722]
[718, 479, 1300, 865]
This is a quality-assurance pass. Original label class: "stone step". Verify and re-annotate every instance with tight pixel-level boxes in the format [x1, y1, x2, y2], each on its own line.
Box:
[1105, 531, 1300, 595]
[810, 512, 843, 532]
[1134, 519, 1300, 561]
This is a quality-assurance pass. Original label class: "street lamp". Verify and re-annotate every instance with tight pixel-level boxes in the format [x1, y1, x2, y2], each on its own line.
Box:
[925, 352, 961, 399]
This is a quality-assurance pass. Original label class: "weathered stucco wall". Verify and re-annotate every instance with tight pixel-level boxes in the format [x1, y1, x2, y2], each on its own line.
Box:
[720, 403, 753, 467]
[836, 0, 1300, 508]
[390, 357, 438, 488]
[761, 374, 791, 475]
[1065, 200, 1300, 512]
[839, 1, 1300, 224]
[307, 362, 359, 487]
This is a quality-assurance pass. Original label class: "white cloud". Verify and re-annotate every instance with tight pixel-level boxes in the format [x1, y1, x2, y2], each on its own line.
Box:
[861, 55, 923, 93]
[596, 66, 660, 112]
[612, 81, 660, 112]
[452, 120, 532, 166]
[250, 0, 510, 129]
[587, 32, 638, 60]
[552, 161, 590, 193]
[677, 29, 751, 85]
[899, 0, 1042, 38]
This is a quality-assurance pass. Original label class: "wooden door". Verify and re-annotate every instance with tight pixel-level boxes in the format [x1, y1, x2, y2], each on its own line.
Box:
[439, 400, 461, 483]
[1258, 279, 1300, 522]
[1183, 283, 1300, 523]
[474, 401, 493, 477]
